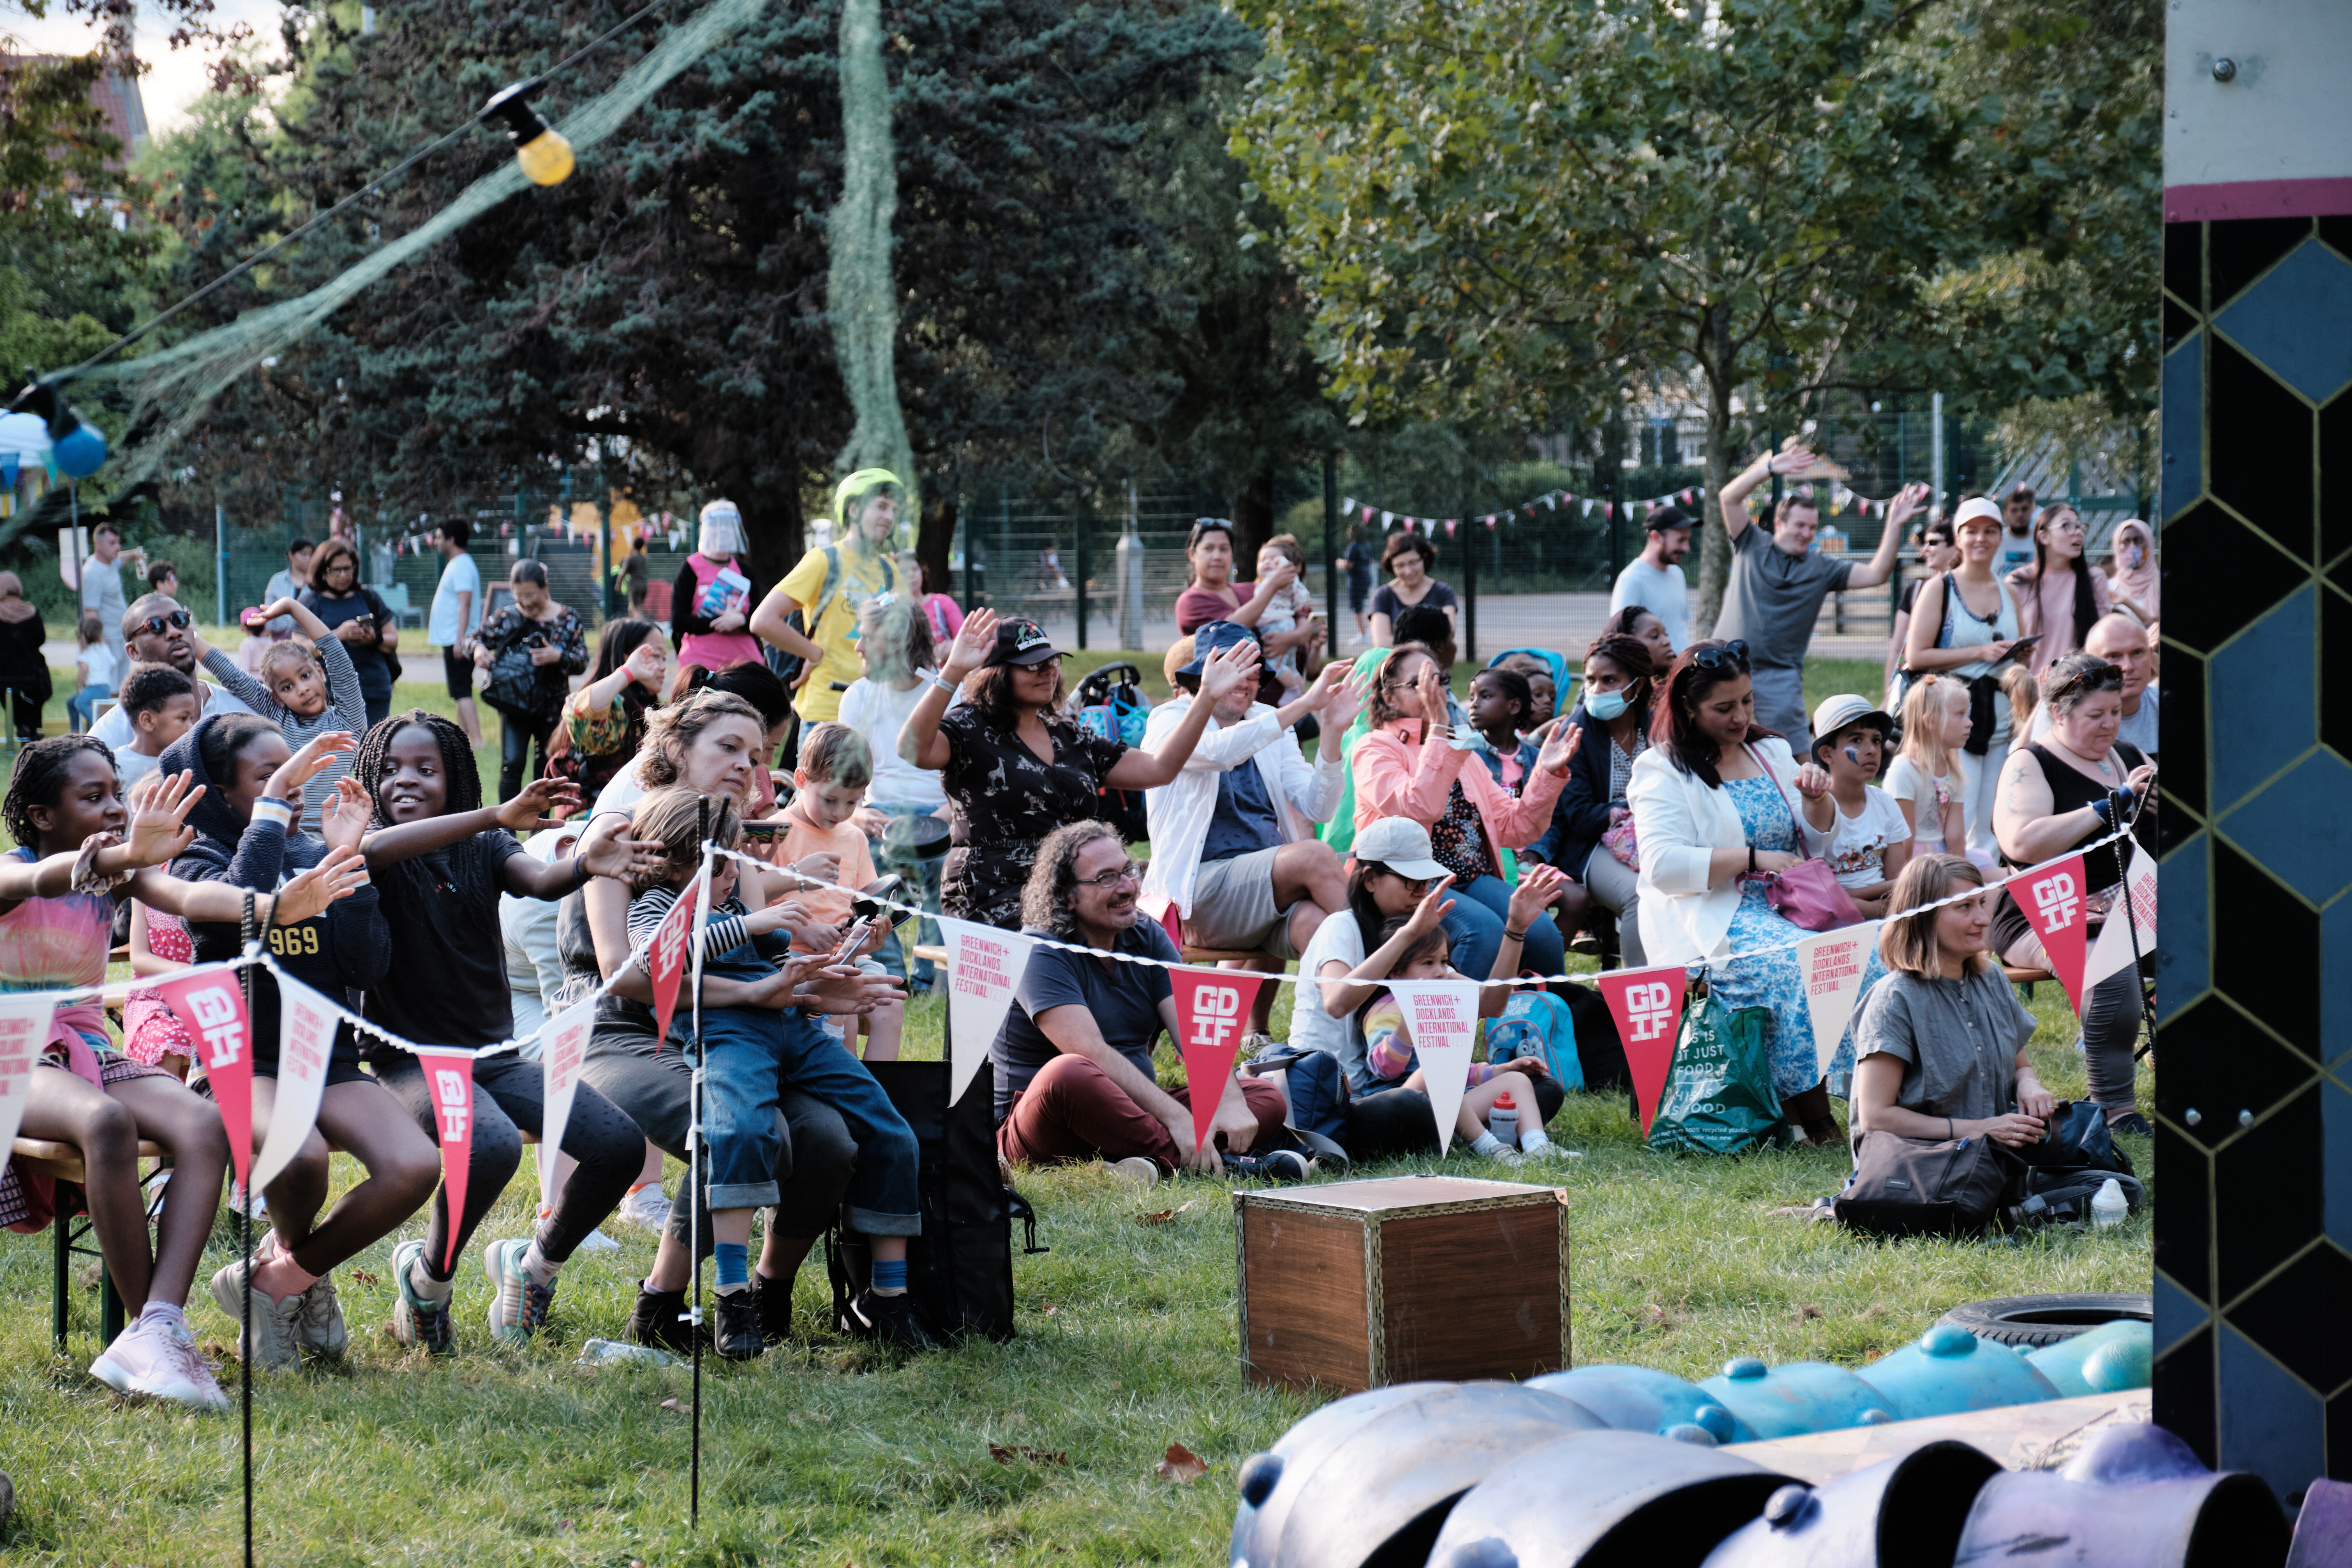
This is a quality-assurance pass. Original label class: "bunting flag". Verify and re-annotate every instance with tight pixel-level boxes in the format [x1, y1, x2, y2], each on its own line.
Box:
[159, 969, 257, 1188]
[1381, 511, 1395, 529]
[1596, 965, 1689, 1134]
[1484, 514, 1498, 530]
[1793, 923, 1882, 1081]
[249, 973, 337, 1193]
[1170, 967, 1268, 1157]
[644, 879, 700, 1048]
[2016, 854, 2092, 1010]
[1583, 500, 1595, 518]
[1443, 518, 1458, 537]
[2082, 845, 2158, 994]
[534, 995, 598, 1212]
[1380, 980, 1484, 1153]
[0, 993, 57, 1156]
[940, 916, 1038, 1106]
[1361, 505, 1374, 524]
[415, 1048, 477, 1273]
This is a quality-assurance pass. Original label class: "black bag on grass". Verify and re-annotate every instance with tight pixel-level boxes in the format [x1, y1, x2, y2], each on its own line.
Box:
[826, 1060, 1043, 1344]
[1835, 1130, 2022, 1238]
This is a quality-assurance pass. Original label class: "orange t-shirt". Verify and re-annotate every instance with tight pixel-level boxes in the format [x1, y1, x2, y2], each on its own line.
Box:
[772, 807, 875, 953]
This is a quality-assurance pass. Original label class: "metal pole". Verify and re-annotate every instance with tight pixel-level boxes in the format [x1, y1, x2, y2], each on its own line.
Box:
[959, 501, 975, 616]
[1460, 492, 1476, 665]
[217, 503, 230, 626]
[689, 794, 708, 1526]
[1074, 503, 1090, 651]
[1931, 393, 1945, 518]
[1322, 450, 1339, 621]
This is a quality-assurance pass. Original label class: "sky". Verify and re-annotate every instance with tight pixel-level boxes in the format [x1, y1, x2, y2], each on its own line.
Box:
[2, 0, 285, 136]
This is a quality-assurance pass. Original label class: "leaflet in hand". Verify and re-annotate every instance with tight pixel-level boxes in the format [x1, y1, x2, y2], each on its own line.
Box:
[697, 566, 752, 620]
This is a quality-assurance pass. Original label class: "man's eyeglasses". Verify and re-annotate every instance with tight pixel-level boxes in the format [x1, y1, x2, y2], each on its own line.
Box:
[133, 610, 194, 637]
[1075, 859, 1142, 890]
[1689, 639, 1749, 672]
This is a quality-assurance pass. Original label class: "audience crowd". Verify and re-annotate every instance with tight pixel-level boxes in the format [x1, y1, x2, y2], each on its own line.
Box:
[0, 461, 2158, 1408]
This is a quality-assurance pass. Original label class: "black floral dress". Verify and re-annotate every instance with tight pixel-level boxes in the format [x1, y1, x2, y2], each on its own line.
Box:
[937, 704, 1128, 929]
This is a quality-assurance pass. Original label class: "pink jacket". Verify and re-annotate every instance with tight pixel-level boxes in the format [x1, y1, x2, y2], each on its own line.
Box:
[1351, 720, 1565, 849]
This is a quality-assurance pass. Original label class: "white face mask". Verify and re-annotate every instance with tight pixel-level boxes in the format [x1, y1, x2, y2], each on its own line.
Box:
[2121, 543, 2145, 569]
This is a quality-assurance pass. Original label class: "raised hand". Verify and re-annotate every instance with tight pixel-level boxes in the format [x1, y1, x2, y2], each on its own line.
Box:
[1792, 761, 1832, 799]
[273, 846, 369, 924]
[1414, 660, 1450, 728]
[1403, 872, 1457, 938]
[1506, 862, 1570, 930]
[319, 777, 372, 854]
[265, 731, 356, 804]
[1257, 557, 1299, 595]
[1197, 638, 1261, 703]
[493, 777, 585, 831]
[575, 811, 666, 882]
[1319, 661, 1370, 732]
[943, 607, 999, 680]
[624, 638, 670, 691]
[122, 770, 203, 867]
[1535, 720, 1583, 778]
[1769, 444, 1822, 476]
[1885, 480, 1931, 527]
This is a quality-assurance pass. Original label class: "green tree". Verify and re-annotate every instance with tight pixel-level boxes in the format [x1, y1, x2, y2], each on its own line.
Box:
[1228, 0, 2151, 631]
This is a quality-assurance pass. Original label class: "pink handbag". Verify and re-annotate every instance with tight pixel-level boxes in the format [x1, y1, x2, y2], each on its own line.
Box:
[1747, 746, 1863, 933]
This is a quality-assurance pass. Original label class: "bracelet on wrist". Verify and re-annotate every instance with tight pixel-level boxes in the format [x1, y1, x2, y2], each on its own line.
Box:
[1503, 927, 1529, 942]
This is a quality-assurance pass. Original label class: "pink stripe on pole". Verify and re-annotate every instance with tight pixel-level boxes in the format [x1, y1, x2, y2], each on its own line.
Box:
[2164, 177, 2352, 223]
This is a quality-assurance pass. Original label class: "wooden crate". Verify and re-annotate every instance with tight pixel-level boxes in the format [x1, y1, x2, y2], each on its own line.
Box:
[1234, 1174, 1569, 1394]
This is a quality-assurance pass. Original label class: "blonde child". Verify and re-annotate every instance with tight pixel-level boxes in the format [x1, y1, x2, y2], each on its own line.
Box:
[195, 595, 367, 829]
[1356, 918, 1566, 1164]
[774, 721, 903, 1060]
[625, 786, 928, 1356]
[1254, 535, 1320, 699]
[67, 611, 116, 732]
[1886, 675, 1970, 860]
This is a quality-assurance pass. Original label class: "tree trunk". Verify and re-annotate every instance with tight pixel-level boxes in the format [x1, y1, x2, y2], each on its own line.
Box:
[913, 493, 958, 602]
[738, 484, 807, 608]
[1232, 465, 1276, 572]
[1692, 309, 1736, 641]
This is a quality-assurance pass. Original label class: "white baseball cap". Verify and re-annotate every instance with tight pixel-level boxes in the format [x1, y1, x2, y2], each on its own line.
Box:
[1351, 817, 1449, 880]
[1955, 496, 2003, 527]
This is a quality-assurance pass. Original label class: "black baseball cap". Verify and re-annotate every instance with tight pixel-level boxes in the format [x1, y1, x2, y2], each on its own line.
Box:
[1646, 504, 1695, 532]
[989, 617, 1059, 667]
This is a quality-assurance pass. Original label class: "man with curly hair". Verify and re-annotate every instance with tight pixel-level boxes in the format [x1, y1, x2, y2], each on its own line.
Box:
[989, 820, 1289, 1184]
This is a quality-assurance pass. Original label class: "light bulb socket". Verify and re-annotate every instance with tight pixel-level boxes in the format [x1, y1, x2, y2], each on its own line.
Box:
[482, 81, 555, 147]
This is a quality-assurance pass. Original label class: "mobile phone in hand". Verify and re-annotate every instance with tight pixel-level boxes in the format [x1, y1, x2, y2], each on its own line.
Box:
[826, 917, 873, 965]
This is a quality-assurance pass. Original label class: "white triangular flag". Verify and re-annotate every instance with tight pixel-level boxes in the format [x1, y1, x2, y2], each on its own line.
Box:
[940, 917, 1039, 1106]
[1381, 979, 1484, 1154]
[0, 993, 58, 1156]
[2082, 846, 2157, 993]
[533, 993, 599, 1212]
[1793, 922, 1882, 1082]
[249, 968, 339, 1193]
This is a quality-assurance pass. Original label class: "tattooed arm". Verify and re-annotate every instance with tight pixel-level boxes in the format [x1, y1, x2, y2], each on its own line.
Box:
[1990, 746, 2099, 866]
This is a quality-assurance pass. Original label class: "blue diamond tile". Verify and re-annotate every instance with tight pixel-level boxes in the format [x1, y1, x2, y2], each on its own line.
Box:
[2210, 585, 2316, 811]
[2215, 240, 2352, 404]
[2217, 1323, 2327, 1501]
[2327, 903, 2352, 1071]
[2154, 1270, 2211, 1357]
[2220, 752, 2352, 903]
[2163, 329, 2204, 522]
[2159, 832, 2209, 1026]
[2328, 1078, 2352, 1254]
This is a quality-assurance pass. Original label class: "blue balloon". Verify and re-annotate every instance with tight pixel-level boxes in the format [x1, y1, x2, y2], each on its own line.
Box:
[53, 420, 107, 479]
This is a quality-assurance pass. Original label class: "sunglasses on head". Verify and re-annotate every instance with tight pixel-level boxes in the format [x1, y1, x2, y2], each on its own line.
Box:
[1688, 639, 1749, 672]
[134, 610, 194, 637]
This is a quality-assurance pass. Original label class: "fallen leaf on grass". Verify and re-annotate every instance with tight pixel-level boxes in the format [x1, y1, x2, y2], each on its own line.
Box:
[1156, 1443, 1208, 1484]
[989, 1443, 1069, 1466]
[658, 1397, 687, 1414]
[1797, 1304, 1824, 1322]
[1135, 1201, 1197, 1226]
[347, 1269, 379, 1287]
[1646, 1304, 1675, 1328]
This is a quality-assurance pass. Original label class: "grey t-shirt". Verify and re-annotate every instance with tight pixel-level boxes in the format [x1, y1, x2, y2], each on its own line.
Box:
[1716, 522, 1852, 670]
[1851, 967, 2036, 1124]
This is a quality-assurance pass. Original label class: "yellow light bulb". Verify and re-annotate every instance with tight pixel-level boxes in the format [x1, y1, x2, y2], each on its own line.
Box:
[516, 128, 575, 186]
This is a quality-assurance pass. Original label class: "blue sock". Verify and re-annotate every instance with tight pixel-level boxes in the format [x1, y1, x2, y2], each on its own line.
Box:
[871, 1257, 908, 1295]
[714, 1242, 749, 1295]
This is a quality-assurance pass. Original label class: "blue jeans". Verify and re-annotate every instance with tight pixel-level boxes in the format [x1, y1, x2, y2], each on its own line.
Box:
[694, 1007, 921, 1236]
[1444, 874, 1566, 981]
[867, 803, 947, 991]
[67, 682, 111, 732]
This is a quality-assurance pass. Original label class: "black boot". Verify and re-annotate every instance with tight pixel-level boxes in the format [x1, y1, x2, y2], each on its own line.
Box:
[753, 1268, 797, 1346]
[714, 1288, 766, 1360]
[848, 1288, 941, 1351]
[625, 1282, 708, 1354]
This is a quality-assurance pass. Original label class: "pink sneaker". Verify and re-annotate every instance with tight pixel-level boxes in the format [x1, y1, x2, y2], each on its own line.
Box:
[91, 1309, 230, 1410]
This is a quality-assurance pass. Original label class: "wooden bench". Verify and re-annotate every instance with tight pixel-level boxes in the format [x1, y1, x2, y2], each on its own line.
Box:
[2004, 965, 2054, 1001]
[13, 1136, 168, 1353]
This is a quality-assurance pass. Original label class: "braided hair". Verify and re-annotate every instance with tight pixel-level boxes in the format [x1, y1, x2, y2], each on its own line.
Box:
[3, 734, 116, 851]
[355, 709, 482, 824]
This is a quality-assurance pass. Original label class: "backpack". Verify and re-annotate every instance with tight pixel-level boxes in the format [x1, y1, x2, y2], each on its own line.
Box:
[1485, 989, 1584, 1092]
[825, 1060, 1042, 1344]
[771, 544, 897, 690]
[1072, 661, 1153, 843]
[1241, 1044, 1353, 1169]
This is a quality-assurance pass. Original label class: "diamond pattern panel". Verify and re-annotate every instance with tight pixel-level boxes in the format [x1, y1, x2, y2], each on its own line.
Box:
[2213, 240, 2352, 403]
[2327, 395, 2352, 566]
[2159, 501, 2306, 654]
[2219, 755, 2352, 906]
[2160, 643, 2205, 825]
[2208, 339, 2315, 558]
[2324, 909, 2352, 1074]
[2327, 1078, 2352, 1251]
[2210, 843, 2321, 1059]
[2156, 831, 2208, 1026]
[2153, 996, 2313, 1155]
[2211, 217, 2313, 307]
[2214, 1086, 2323, 1305]
[2164, 293, 2197, 354]
[2218, 1324, 2327, 1501]
[2166, 220, 2203, 307]
[2153, 1271, 2211, 1358]
[2327, 587, 2352, 759]
[2156, 1324, 2218, 1471]
[2162, 330, 2204, 524]
[2155, 1119, 2212, 1299]
[2207, 585, 2315, 810]
[2227, 1243, 2352, 1395]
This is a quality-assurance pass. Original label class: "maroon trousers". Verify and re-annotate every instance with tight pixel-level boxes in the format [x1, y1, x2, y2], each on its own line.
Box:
[996, 1053, 1287, 1171]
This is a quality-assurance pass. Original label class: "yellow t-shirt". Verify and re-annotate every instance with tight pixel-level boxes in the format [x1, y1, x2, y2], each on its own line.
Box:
[777, 543, 894, 721]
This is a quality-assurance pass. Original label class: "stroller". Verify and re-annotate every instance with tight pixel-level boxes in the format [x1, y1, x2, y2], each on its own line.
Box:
[1073, 662, 1153, 843]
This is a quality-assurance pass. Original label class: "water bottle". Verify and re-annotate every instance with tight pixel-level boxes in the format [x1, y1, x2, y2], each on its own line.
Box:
[2091, 1178, 2128, 1229]
[575, 1337, 683, 1367]
[1488, 1090, 1519, 1148]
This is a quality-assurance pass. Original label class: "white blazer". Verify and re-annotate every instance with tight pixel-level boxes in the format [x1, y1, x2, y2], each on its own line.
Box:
[1627, 738, 1831, 965]
[1138, 695, 1345, 923]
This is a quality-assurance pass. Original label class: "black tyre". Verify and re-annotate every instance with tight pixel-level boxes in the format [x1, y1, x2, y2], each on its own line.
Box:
[1935, 1292, 2153, 1347]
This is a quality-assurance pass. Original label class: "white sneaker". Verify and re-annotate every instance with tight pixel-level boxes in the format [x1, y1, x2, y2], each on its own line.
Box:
[296, 1275, 349, 1358]
[538, 1202, 620, 1252]
[1103, 1157, 1161, 1189]
[615, 1184, 672, 1233]
[483, 1238, 556, 1346]
[226, 1183, 268, 1222]
[1480, 1143, 1526, 1168]
[90, 1309, 229, 1410]
[206, 1258, 304, 1371]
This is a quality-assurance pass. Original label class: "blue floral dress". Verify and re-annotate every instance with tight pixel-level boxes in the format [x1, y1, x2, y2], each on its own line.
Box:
[1696, 776, 1823, 1100]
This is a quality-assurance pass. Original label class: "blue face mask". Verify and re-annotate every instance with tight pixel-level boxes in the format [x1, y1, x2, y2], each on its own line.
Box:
[1585, 686, 1630, 722]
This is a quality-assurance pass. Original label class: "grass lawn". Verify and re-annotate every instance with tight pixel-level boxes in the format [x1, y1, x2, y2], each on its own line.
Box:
[0, 648, 2154, 1564]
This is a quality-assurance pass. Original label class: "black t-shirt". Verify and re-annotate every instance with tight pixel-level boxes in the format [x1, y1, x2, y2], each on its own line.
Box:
[992, 918, 1178, 1122]
[1989, 741, 2152, 955]
[364, 829, 528, 1053]
[1343, 542, 1375, 589]
[299, 587, 395, 702]
[1899, 578, 1925, 617]
[1369, 579, 1458, 624]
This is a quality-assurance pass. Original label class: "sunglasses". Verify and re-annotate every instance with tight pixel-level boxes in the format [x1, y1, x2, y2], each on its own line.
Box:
[1074, 859, 1142, 890]
[134, 610, 194, 637]
[1688, 639, 1749, 672]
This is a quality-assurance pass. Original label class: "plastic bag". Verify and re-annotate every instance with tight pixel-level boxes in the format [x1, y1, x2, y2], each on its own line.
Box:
[1646, 991, 1792, 1157]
